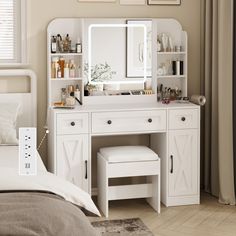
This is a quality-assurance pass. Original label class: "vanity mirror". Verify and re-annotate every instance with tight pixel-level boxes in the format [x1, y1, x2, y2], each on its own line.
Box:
[47, 18, 187, 106]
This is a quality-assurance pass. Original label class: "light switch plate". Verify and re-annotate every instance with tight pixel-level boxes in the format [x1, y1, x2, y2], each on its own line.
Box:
[19, 127, 37, 176]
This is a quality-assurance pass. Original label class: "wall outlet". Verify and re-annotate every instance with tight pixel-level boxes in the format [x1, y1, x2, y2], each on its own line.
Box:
[19, 127, 37, 176]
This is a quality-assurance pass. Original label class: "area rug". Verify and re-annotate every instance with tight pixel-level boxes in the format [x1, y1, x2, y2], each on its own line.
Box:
[91, 218, 154, 236]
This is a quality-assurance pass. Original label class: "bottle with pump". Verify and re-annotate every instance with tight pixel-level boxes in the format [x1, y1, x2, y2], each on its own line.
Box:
[76, 37, 82, 53]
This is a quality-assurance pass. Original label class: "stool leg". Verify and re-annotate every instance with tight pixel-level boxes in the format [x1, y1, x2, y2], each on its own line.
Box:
[146, 174, 161, 213]
[97, 154, 109, 217]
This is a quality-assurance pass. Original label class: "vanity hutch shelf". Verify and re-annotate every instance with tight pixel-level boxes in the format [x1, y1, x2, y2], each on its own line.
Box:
[47, 18, 85, 107]
[152, 19, 188, 98]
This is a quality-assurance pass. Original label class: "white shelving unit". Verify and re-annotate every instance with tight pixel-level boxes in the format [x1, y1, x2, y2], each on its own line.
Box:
[152, 19, 188, 97]
[47, 19, 85, 107]
[47, 18, 188, 107]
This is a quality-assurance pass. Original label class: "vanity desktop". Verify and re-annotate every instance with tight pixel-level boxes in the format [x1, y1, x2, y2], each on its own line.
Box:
[47, 18, 200, 207]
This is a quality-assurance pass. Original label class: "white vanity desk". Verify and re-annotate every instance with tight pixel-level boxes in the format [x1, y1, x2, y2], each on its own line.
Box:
[48, 101, 200, 207]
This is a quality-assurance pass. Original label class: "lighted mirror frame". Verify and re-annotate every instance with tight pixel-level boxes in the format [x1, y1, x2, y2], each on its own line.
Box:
[88, 24, 147, 85]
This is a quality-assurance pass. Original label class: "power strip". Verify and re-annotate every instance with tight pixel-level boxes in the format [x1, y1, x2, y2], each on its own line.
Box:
[19, 127, 37, 176]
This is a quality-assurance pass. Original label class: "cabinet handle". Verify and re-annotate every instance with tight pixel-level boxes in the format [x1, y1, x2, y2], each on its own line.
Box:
[148, 118, 153, 123]
[170, 155, 174, 174]
[107, 120, 112, 125]
[181, 117, 186, 122]
[85, 160, 88, 179]
[71, 121, 75, 126]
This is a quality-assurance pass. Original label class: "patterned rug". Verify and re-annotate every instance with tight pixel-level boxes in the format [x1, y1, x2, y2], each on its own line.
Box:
[91, 218, 154, 236]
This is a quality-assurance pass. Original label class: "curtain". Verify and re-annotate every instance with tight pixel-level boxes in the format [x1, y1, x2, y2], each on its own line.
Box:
[203, 0, 235, 204]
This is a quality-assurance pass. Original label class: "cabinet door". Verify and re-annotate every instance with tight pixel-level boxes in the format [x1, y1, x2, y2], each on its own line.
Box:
[56, 134, 89, 192]
[168, 129, 198, 197]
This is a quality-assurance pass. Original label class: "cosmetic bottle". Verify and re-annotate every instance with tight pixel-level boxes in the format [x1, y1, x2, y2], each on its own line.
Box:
[51, 57, 59, 78]
[61, 88, 67, 105]
[176, 60, 181, 75]
[77, 65, 82, 78]
[180, 61, 184, 75]
[58, 57, 65, 78]
[76, 37, 82, 53]
[69, 61, 76, 78]
[64, 63, 69, 78]
[157, 39, 161, 52]
[51, 36, 57, 53]
[74, 85, 81, 100]
[57, 66, 62, 78]
[64, 34, 71, 53]
[56, 34, 62, 53]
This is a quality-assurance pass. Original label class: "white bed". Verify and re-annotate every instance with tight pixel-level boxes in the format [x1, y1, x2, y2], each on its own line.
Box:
[0, 146, 46, 172]
[0, 70, 99, 236]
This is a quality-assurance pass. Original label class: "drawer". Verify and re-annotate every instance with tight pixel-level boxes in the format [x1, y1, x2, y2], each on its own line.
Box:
[92, 110, 166, 134]
[57, 113, 89, 135]
[169, 109, 198, 130]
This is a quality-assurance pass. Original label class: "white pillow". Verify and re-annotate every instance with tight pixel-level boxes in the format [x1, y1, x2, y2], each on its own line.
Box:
[0, 103, 20, 145]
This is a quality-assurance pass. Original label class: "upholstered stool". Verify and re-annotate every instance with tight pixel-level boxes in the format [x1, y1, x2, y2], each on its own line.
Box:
[97, 146, 160, 217]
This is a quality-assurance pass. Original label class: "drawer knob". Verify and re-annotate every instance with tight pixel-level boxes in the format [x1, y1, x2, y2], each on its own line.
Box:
[181, 117, 186, 122]
[71, 121, 75, 126]
[107, 120, 112, 125]
[148, 118, 153, 123]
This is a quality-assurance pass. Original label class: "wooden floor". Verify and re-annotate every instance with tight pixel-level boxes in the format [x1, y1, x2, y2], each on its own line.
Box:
[90, 193, 236, 236]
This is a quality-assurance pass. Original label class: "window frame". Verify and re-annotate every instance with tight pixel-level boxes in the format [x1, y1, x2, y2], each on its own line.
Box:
[0, 0, 27, 66]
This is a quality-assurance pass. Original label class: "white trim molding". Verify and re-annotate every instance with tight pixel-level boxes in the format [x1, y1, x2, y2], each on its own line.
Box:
[120, 0, 146, 5]
[148, 0, 181, 5]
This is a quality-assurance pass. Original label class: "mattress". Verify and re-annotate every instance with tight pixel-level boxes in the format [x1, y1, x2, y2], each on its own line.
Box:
[0, 145, 46, 172]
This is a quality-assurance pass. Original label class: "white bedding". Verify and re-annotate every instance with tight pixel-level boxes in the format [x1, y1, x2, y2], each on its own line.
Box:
[0, 146, 100, 216]
[0, 146, 46, 172]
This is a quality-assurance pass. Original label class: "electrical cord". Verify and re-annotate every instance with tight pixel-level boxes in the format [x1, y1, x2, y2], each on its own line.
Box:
[37, 129, 49, 151]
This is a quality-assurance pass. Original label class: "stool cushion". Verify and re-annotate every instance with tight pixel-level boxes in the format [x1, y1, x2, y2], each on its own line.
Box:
[99, 146, 159, 163]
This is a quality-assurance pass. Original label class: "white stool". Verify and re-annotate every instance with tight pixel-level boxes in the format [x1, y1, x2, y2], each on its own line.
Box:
[97, 146, 161, 217]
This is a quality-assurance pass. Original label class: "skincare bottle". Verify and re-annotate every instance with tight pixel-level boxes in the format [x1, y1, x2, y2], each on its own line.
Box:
[74, 85, 81, 100]
[51, 57, 59, 78]
[64, 63, 69, 78]
[57, 66, 62, 78]
[76, 37, 82, 53]
[69, 61, 76, 78]
[58, 57, 65, 78]
[56, 34, 62, 53]
[77, 65, 82, 78]
[51, 36, 57, 53]
[61, 88, 67, 105]
[64, 34, 71, 53]
[157, 39, 161, 52]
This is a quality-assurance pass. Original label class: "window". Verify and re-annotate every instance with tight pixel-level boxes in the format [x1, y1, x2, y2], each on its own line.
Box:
[0, 0, 27, 65]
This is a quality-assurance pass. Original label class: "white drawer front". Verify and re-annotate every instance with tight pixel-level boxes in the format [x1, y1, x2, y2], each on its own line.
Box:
[57, 113, 89, 135]
[92, 110, 166, 134]
[169, 109, 198, 130]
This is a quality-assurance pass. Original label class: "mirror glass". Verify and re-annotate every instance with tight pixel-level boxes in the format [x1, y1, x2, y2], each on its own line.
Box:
[83, 19, 152, 93]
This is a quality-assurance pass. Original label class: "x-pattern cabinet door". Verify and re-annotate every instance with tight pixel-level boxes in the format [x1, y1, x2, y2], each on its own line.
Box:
[56, 134, 89, 192]
[168, 129, 198, 197]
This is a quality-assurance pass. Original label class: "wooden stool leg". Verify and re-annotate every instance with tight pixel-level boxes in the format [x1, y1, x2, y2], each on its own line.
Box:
[146, 174, 161, 213]
[97, 154, 109, 217]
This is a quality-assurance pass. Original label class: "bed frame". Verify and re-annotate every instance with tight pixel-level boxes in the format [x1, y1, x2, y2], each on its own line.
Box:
[0, 69, 37, 128]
